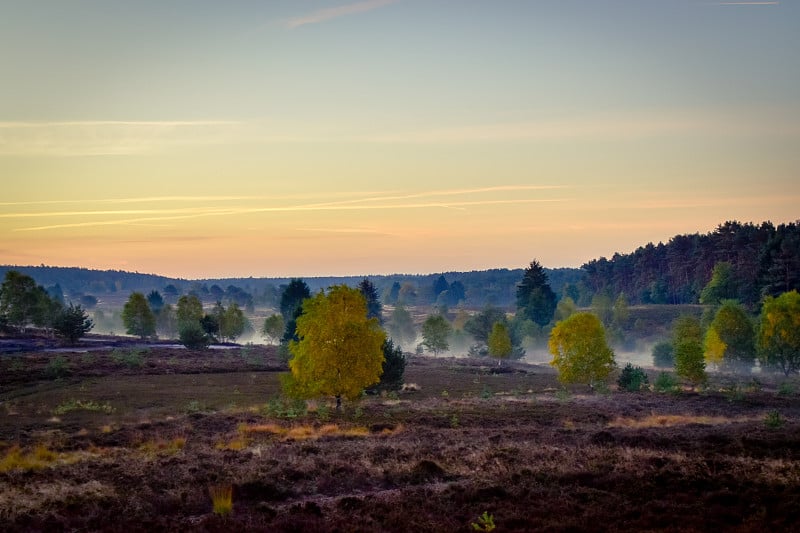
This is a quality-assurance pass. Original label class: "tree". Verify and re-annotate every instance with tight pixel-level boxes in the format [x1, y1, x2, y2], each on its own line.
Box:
[388, 304, 416, 349]
[52, 303, 93, 344]
[262, 314, 285, 345]
[421, 314, 452, 355]
[672, 316, 706, 385]
[220, 303, 246, 342]
[464, 306, 507, 345]
[758, 290, 800, 376]
[286, 285, 385, 410]
[432, 275, 449, 300]
[176, 294, 203, 327]
[516, 260, 557, 327]
[554, 296, 577, 322]
[548, 312, 615, 388]
[280, 279, 310, 342]
[488, 322, 513, 366]
[122, 292, 156, 339]
[156, 304, 178, 339]
[147, 290, 164, 315]
[652, 341, 674, 368]
[0, 270, 44, 332]
[179, 321, 211, 350]
[700, 262, 737, 305]
[358, 278, 383, 324]
[704, 300, 754, 370]
[375, 338, 406, 390]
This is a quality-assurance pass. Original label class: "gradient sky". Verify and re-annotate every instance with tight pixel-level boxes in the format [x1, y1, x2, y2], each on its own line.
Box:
[1, 0, 798, 279]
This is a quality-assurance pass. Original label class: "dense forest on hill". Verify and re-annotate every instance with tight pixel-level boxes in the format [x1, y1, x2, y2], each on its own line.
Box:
[581, 221, 800, 306]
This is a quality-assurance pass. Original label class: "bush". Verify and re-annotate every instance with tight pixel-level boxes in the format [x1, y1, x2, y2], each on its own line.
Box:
[374, 339, 406, 391]
[652, 341, 674, 368]
[654, 372, 680, 393]
[617, 363, 649, 392]
[179, 322, 210, 350]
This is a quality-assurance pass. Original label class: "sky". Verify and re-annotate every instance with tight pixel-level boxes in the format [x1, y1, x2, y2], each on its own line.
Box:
[1, 0, 798, 279]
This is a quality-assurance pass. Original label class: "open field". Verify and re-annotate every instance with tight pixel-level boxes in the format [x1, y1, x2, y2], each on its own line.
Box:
[1, 343, 799, 531]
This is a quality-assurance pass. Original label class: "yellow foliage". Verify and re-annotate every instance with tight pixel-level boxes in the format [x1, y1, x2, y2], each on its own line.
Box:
[703, 327, 727, 365]
[0, 445, 63, 472]
[548, 312, 615, 386]
[288, 285, 386, 402]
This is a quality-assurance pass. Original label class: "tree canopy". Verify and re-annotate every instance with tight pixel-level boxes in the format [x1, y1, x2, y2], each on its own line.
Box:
[704, 300, 754, 370]
[758, 290, 800, 376]
[358, 278, 382, 324]
[672, 315, 707, 385]
[262, 314, 285, 345]
[548, 312, 615, 387]
[488, 322, 513, 365]
[122, 292, 156, 339]
[286, 285, 385, 408]
[517, 260, 557, 327]
[421, 314, 452, 355]
[53, 303, 94, 344]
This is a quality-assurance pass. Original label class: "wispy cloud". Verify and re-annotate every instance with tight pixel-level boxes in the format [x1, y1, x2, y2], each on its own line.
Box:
[714, 2, 778, 5]
[0, 120, 243, 156]
[8, 185, 569, 232]
[286, 0, 395, 29]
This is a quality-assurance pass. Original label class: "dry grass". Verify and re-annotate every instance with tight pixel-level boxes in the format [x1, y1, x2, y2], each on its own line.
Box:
[235, 422, 378, 442]
[138, 437, 186, 456]
[208, 484, 233, 516]
[0, 445, 67, 472]
[608, 413, 757, 428]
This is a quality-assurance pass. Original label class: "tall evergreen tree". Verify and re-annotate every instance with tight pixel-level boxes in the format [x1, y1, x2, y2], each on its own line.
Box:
[358, 278, 383, 324]
[516, 260, 557, 327]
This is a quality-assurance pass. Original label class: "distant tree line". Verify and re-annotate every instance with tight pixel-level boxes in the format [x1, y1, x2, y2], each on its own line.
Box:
[582, 221, 800, 306]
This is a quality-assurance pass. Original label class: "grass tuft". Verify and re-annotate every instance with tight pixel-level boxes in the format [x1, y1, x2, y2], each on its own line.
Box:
[208, 484, 233, 516]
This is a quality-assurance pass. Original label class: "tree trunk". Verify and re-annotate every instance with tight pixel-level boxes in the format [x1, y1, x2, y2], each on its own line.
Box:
[335, 395, 342, 412]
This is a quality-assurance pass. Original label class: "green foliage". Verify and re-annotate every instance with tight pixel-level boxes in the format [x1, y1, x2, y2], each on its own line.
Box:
[422, 314, 452, 355]
[700, 262, 737, 305]
[675, 340, 707, 386]
[261, 314, 285, 345]
[617, 363, 649, 392]
[287, 285, 386, 405]
[591, 294, 613, 327]
[487, 322, 512, 365]
[777, 382, 795, 396]
[376, 339, 406, 390]
[358, 278, 383, 324]
[179, 321, 211, 350]
[52, 303, 93, 344]
[757, 290, 800, 376]
[654, 372, 680, 393]
[146, 290, 164, 314]
[45, 355, 69, 378]
[53, 399, 115, 415]
[219, 303, 246, 342]
[548, 312, 615, 388]
[517, 260, 557, 326]
[262, 395, 308, 419]
[176, 294, 203, 326]
[705, 300, 755, 370]
[280, 279, 310, 342]
[652, 341, 674, 368]
[122, 292, 156, 339]
[0, 270, 58, 332]
[764, 410, 784, 429]
[111, 348, 147, 368]
[554, 296, 577, 322]
[471, 511, 496, 532]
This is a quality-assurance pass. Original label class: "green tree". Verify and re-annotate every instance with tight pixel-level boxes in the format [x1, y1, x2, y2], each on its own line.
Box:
[488, 322, 513, 366]
[358, 278, 383, 324]
[554, 296, 577, 322]
[176, 294, 204, 326]
[388, 304, 416, 349]
[700, 261, 737, 305]
[280, 279, 310, 342]
[422, 314, 452, 355]
[146, 290, 164, 314]
[652, 341, 675, 368]
[156, 304, 178, 339]
[375, 338, 406, 390]
[591, 294, 613, 327]
[52, 303, 93, 344]
[612, 293, 630, 330]
[516, 260, 557, 327]
[262, 314, 285, 345]
[220, 303, 247, 342]
[179, 321, 210, 350]
[548, 312, 615, 388]
[122, 292, 156, 339]
[0, 270, 46, 332]
[672, 316, 706, 385]
[758, 290, 800, 376]
[286, 285, 385, 410]
[705, 300, 754, 370]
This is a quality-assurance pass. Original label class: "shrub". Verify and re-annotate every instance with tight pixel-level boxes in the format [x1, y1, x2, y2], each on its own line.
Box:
[111, 348, 146, 368]
[209, 484, 233, 516]
[45, 355, 69, 378]
[617, 363, 649, 392]
[654, 372, 680, 393]
[179, 322, 210, 350]
[472, 511, 496, 532]
[764, 410, 784, 429]
[652, 341, 674, 368]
